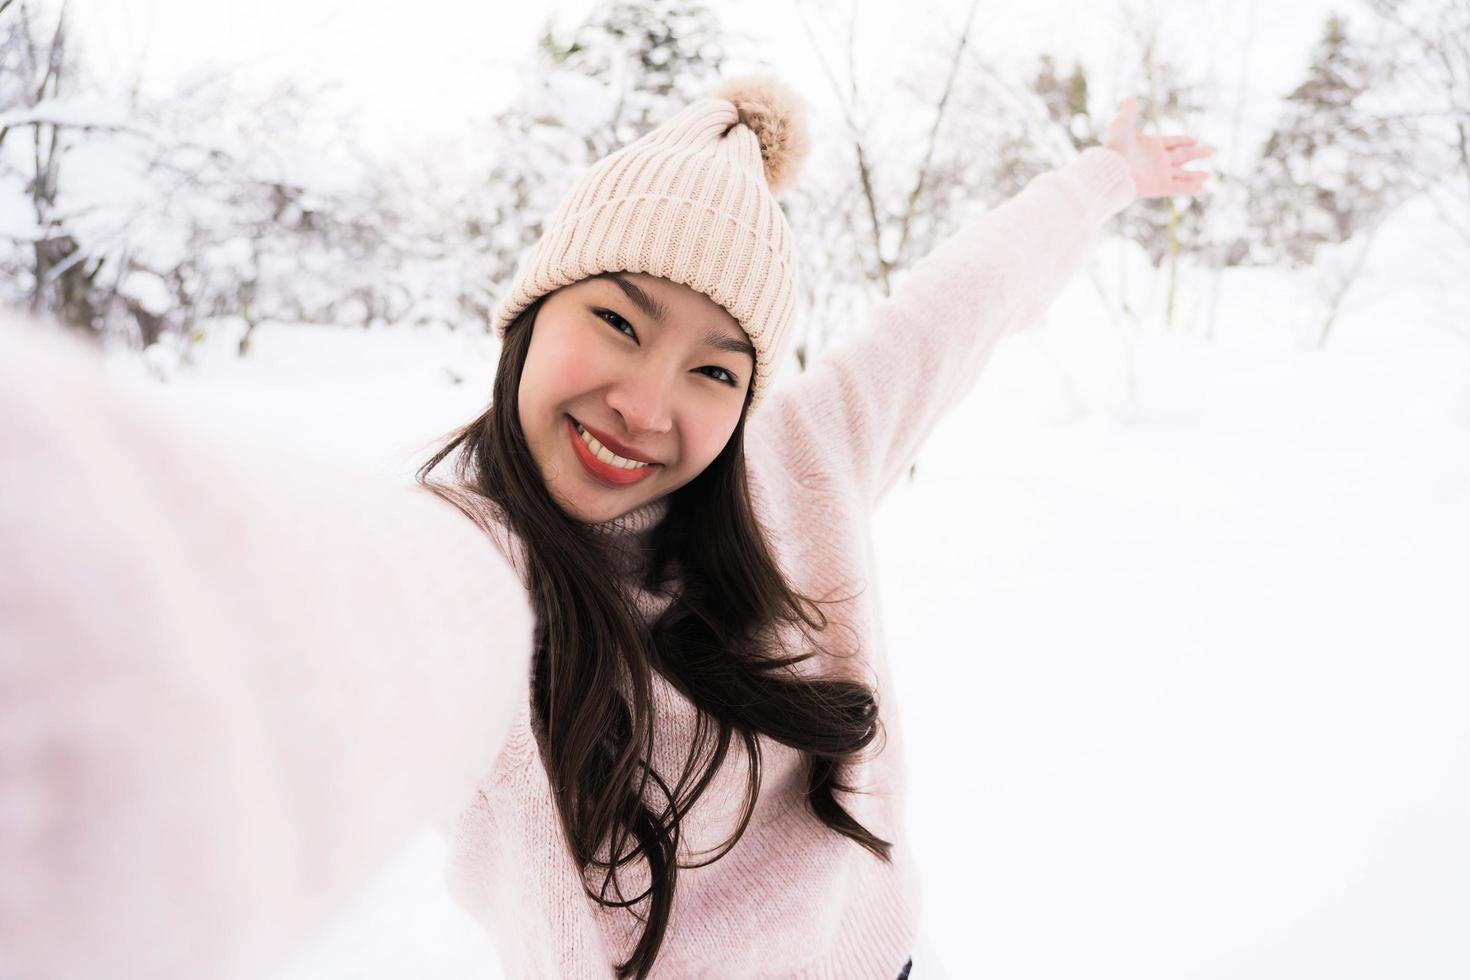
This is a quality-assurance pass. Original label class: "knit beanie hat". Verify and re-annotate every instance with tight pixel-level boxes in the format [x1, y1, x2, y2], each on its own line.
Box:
[491, 74, 811, 415]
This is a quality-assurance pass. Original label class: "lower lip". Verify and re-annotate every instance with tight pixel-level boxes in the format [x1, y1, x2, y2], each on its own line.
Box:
[566, 417, 659, 487]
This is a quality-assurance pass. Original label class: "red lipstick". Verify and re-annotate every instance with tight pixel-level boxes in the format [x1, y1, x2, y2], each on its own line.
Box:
[574, 419, 659, 464]
[566, 417, 659, 487]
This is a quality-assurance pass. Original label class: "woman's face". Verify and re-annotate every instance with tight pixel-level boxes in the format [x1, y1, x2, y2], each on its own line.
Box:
[517, 272, 754, 524]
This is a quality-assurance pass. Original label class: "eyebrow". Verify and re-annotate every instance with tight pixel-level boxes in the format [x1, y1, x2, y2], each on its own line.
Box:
[597, 272, 672, 324]
[594, 272, 756, 360]
[703, 329, 756, 359]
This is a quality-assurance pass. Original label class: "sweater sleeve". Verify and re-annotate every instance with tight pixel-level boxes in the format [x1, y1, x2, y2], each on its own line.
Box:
[0, 320, 535, 980]
[752, 146, 1137, 505]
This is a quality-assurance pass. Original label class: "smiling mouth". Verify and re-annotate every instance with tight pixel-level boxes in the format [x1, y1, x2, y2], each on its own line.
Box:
[566, 416, 659, 487]
[571, 417, 656, 468]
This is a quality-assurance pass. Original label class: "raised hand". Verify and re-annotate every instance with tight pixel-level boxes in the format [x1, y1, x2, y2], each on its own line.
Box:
[1104, 95, 1214, 199]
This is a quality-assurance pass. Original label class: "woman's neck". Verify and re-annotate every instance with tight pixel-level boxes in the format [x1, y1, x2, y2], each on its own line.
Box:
[585, 495, 671, 582]
[585, 496, 670, 540]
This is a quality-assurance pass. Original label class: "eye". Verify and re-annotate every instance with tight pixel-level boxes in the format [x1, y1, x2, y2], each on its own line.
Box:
[594, 305, 740, 388]
[594, 308, 637, 341]
[698, 366, 740, 387]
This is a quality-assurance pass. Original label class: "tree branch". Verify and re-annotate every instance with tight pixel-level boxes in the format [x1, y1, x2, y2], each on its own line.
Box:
[795, 0, 891, 293]
[894, 0, 980, 264]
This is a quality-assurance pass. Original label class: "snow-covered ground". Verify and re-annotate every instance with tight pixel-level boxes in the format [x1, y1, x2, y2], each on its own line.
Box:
[102, 213, 1470, 979]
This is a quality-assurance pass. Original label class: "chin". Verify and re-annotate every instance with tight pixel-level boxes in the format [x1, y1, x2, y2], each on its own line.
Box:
[544, 443, 669, 526]
[549, 483, 643, 525]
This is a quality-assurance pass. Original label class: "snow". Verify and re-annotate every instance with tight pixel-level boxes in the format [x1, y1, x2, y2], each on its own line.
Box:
[0, 96, 131, 130]
[23, 0, 1462, 973]
[883, 348, 1470, 979]
[104, 210, 1470, 977]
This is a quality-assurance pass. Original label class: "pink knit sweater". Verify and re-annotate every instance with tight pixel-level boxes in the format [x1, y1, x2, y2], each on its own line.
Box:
[0, 147, 1135, 979]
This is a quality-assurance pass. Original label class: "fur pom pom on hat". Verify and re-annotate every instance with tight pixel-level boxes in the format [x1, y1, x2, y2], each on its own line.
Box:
[491, 74, 811, 415]
[708, 74, 811, 193]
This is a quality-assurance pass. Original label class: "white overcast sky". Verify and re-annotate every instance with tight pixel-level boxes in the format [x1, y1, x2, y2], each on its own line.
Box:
[64, 0, 1344, 163]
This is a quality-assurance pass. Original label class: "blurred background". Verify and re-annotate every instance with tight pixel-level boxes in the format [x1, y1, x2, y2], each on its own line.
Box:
[4, 0, 1467, 977]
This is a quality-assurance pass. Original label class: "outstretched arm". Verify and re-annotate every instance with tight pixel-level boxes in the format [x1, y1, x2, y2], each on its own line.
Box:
[0, 321, 535, 979]
[752, 98, 1211, 505]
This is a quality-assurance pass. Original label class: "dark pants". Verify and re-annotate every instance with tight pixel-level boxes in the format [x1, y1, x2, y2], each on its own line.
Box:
[896, 957, 913, 979]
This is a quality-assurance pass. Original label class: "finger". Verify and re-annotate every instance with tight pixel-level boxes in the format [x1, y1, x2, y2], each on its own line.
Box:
[1163, 136, 1197, 149]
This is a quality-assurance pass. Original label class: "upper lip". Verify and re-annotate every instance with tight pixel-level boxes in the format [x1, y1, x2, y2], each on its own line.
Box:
[571, 417, 662, 465]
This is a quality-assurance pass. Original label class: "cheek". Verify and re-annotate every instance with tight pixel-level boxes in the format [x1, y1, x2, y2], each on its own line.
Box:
[519, 329, 604, 414]
[683, 408, 742, 472]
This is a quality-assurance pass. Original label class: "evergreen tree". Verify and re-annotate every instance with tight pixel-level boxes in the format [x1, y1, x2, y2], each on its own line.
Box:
[1033, 53, 1093, 152]
[538, 0, 728, 153]
[1249, 12, 1401, 268]
[469, 0, 730, 294]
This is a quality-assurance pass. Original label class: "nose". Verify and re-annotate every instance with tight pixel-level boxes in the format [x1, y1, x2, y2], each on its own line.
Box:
[605, 363, 675, 437]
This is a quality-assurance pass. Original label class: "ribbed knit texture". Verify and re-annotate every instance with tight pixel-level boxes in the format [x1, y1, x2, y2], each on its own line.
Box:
[0, 146, 1135, 980]
[492, 96, 799, 414]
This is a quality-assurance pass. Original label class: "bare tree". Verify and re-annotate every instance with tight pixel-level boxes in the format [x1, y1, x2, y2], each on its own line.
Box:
[1313, 217, 1386, 347]
[794, 0, 981, 299]
[1111, 1, 1212, 331]
[0, 1, 110, 328]
[1359, 0, 1470, 248]
[1205, 0, 1261, 341]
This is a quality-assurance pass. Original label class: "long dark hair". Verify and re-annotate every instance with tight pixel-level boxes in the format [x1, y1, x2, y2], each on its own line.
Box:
[417, 294, 891, 980]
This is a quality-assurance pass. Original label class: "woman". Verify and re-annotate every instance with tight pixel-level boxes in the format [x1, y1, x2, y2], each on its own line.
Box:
[0, 78, 1210, 979]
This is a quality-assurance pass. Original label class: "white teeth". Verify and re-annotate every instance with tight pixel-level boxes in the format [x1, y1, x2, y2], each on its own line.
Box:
[574, 421, 651, 470]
